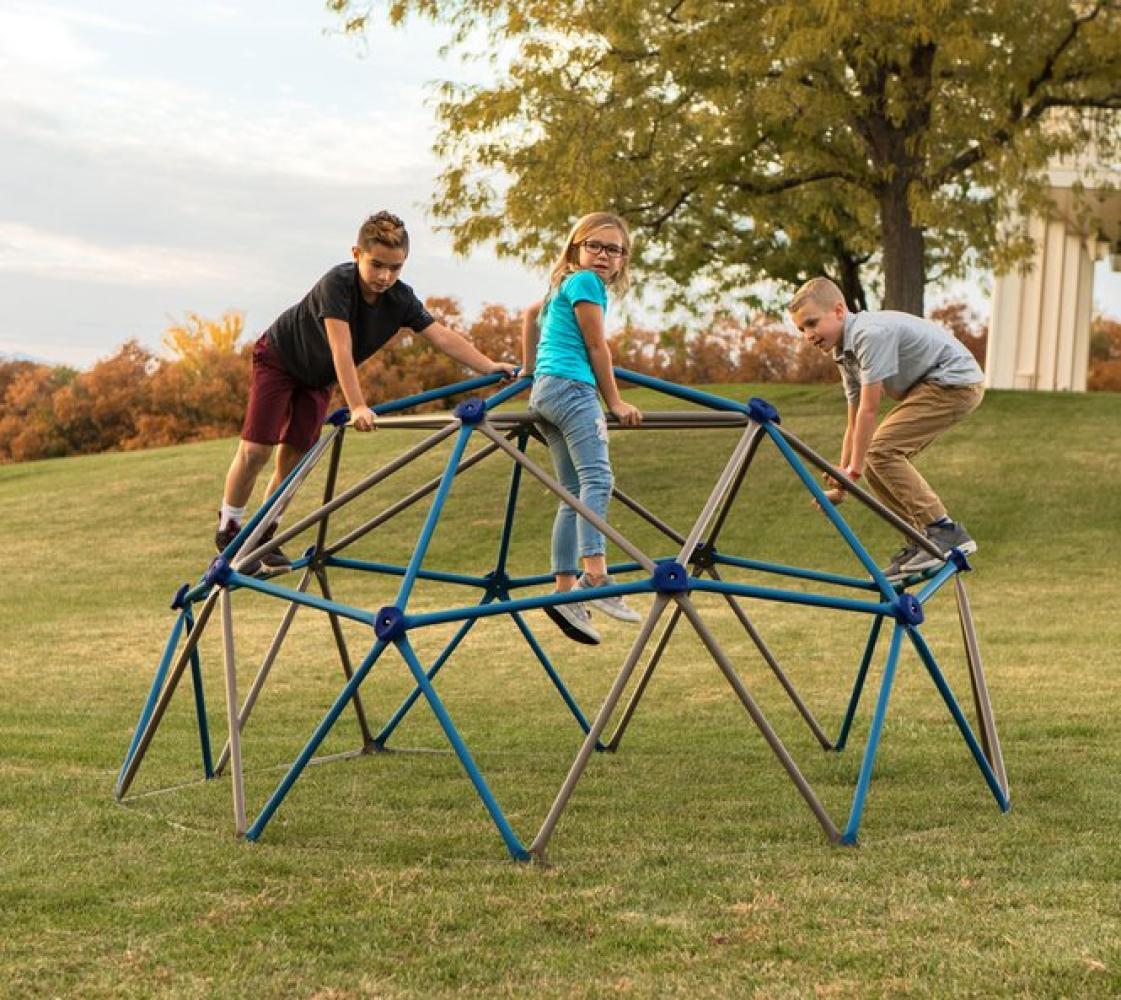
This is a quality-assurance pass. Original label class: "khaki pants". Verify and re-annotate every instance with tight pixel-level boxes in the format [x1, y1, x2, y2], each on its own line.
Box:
[863, 381, 984, 530]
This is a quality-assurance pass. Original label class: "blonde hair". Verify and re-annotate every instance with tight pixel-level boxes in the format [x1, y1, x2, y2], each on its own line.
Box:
[357, 211, 409, 254]
[547, 212, 632, 296]
[789, 276, 845, 315]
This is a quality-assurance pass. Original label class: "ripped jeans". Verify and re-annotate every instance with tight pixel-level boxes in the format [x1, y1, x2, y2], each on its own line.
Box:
[528, 375, 614, 576]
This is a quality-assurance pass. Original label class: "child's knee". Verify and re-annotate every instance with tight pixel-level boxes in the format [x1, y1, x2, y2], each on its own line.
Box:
[238, 439, 273, 471]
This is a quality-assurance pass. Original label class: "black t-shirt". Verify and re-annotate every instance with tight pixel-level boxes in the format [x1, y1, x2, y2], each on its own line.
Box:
[265, 263, 435, 388]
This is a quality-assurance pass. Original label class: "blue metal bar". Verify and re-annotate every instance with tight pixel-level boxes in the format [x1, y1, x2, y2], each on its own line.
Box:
[762, 424, 897, 599]
[185, 605, 214, 779]
[219, 428, 338, 564]
[842, 622, 905, 844]
[373, 611, 483, 747]
[689, 577, 891, 617]
[915, 560, 960, 604]
[324, 556, 489, 590]
[245, 640, 388, 841]
[508, 608, 602, 746]
[395, 638, 530, 861]
[230, 573, 377, 626]
[407, 580, 655, 630]
[835, 615, 885, 751]
[394, 426, 473, 611]
[372, 372, 512, 416]
[482, 376, 532, 411]
[504, 560, 645, 590]
[906, 627, 1011, 811]
[493, 430, 529, 575]
[612, 368, 747, 413]
[713, 552, 882, 591]
[117, 610, 187, 789]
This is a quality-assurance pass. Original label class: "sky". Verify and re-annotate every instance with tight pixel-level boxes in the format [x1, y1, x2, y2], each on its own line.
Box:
[2, 0, 1120, 369]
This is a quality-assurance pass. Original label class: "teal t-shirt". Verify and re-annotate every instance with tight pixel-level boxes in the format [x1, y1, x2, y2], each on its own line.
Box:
[534, 269, 609, 385]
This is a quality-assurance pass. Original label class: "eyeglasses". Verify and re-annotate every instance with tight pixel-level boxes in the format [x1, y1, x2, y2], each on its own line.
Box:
[578, 239, 628, 259]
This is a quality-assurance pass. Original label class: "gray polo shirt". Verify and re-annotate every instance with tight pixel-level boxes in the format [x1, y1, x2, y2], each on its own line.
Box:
[834, 310, 983, 404]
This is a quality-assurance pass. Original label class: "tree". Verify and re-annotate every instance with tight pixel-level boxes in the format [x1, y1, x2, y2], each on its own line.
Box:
[332, 0, 1121, 315]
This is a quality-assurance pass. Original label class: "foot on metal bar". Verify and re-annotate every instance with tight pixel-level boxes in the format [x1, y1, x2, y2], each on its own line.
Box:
[543, 599, 601, 644]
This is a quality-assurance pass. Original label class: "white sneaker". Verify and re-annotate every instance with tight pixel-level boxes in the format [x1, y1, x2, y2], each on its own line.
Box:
[543, 598, 601, 644]
[577, 574, 643, 623]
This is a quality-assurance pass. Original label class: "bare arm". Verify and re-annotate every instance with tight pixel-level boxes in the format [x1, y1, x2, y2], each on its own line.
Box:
[521, 300, 543, 374]
[845, 381, 883, 477]
[416, 321, 516, 376]
[324, 317, 376, 431]
[574, 300, 641, 426]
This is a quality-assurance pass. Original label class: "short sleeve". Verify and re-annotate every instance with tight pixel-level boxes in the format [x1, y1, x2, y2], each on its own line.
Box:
[852, 322, 899, 385]
[315, 267, 353, 321]
[398, 285, 436, 333]
[561, 270, 608, 310]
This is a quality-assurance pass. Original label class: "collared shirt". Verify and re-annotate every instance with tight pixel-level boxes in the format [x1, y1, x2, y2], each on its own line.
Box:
[833, 310, 983, 403]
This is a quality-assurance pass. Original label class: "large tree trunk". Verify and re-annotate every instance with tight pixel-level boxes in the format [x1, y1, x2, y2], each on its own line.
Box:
[880, 180, 926, 315]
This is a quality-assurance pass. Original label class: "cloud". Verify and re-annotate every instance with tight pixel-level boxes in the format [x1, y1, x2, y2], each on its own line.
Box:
[0, 222, 241, 285]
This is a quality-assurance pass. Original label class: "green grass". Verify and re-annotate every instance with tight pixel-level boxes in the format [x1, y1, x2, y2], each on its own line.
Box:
[1, 384, 1119, 999]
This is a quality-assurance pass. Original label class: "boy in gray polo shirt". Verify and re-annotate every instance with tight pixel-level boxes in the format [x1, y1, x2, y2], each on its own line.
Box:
[789, 277, 984, 577]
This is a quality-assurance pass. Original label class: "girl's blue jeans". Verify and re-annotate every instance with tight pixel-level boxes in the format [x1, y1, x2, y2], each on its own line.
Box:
[528, 374, 614, 576]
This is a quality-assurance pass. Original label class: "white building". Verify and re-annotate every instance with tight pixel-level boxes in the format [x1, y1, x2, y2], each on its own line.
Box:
[986, 153, 1121, 391]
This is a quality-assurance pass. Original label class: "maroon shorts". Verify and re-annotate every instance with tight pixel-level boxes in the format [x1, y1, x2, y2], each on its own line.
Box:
[241, 335, 333, 451]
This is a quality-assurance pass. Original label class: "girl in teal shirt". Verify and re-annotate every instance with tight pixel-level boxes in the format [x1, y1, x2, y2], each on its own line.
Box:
[522, 212, 643, 644]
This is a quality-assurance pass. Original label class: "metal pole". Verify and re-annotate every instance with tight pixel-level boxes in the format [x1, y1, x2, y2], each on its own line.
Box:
[185, 605, 214, 779]
[906, 625, 1010, 811]
[322, 436, 505, 558]
[604, 602, 685, 752]
[477, 423, 658, 573]
[395, 638, 531, 861]
[213, 568, 314, 776]
[245, 639, 388, 841]
[709, 567, 834, 751]
[257, 422, 461, 561]
[220, 589, 247, 836]
[841, 622, 905, 844]
[315, 568, 375, 747]
[955, 576, 1009, 794]
[116, 589, 220, 799]
[674, 594, 842, 843]
[529, 595, 671, 859]
[835, 614, 886, 751]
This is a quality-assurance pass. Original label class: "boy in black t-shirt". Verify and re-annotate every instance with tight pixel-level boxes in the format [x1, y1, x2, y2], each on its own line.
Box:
[216, 211, 516, 574]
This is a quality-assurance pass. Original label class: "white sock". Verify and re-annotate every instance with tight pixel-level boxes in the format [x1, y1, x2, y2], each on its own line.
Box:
[219, 503, 247, 530]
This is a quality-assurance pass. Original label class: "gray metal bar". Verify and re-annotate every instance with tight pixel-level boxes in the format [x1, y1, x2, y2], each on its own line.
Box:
[116, 590, 220, 799]
[315, 567, 375, 747]
[246, 421, 461, 566]
[709, 567, 833, 750]
[213, 569, 314, 776]
[375, 411, 752, 431]
[529, 595, 672, 858]
[703, 421, 765, 546]
[477, 423, 658, 574]
[220, 589, 247, 836]
[773, 426, 940, 557]
[322, 436, 505, 558]
[955, 576, 1009, 794]
[673, 595, 842, 843]
[611, 485, 687, 546]
[233, 426, 340, 573]
[604, 603, 685, 752]
[677, 425, 763, 565]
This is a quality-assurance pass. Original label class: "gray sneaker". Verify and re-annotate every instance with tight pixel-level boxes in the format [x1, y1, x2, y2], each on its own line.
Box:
[882, 542, 920, 580]
[543, 597, 601, 644]
[900, 522, 977, 575]
[577, 573, 643, 623]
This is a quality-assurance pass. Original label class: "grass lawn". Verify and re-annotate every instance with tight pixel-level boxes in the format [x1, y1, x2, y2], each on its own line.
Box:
[1, 382, 1119, 999]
